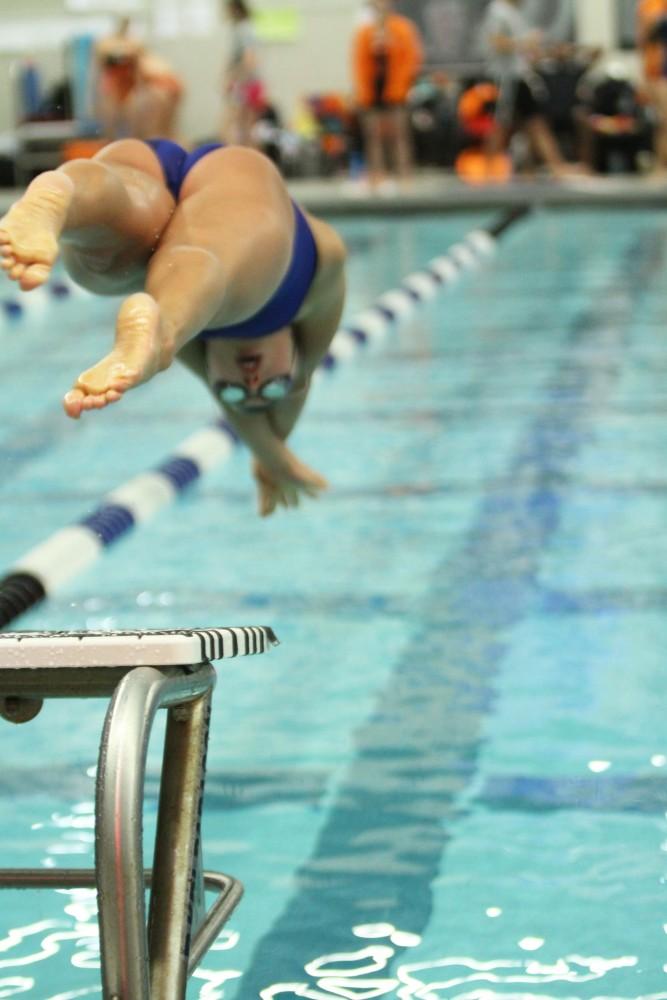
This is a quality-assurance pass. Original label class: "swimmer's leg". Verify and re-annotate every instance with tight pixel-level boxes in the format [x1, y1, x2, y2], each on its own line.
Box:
[0, 138, 180, 418]
[0, 139, 173, 292]
[64, 291, 163, 417]
[63, 249, 223, 419]
[64, 145, 293, 418]
[0, 171, 73, 290]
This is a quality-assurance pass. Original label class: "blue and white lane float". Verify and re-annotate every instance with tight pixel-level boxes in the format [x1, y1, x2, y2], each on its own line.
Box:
[0, 207, 530, 627]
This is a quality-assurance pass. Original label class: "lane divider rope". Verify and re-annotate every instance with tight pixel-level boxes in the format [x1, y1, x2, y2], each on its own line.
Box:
[0, 207, 531, 627]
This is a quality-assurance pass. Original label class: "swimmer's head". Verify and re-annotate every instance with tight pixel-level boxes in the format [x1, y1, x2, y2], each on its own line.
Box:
[226, 0, 252, 21]
[206, 328, 298, 412]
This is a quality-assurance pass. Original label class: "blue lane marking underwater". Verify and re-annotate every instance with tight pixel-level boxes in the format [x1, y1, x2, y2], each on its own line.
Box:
[234, 223, 667, 996]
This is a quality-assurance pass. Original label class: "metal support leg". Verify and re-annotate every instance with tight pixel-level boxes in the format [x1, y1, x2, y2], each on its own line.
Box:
[95, 663, 216, 1000]
[148, 693, 212, 998]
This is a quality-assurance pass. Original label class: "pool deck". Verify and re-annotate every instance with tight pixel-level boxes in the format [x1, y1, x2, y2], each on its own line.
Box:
[285, 170, 667, 215]
[0, 170, 666, 217]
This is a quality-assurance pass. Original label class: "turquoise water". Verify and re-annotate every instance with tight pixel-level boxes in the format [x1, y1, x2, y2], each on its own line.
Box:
[0, 209, 665, 998]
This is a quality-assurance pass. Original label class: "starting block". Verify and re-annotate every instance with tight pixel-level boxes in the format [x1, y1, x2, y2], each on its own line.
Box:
[0, 626, 279, 1000]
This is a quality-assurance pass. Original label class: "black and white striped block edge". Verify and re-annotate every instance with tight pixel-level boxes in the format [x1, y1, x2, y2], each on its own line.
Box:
[0, 626, 280, 668]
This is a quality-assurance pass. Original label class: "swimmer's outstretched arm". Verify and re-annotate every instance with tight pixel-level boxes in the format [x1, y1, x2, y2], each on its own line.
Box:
[222, 254, 346, 515]
[175, 226, 345, 516]
[264, 213, 346, 411]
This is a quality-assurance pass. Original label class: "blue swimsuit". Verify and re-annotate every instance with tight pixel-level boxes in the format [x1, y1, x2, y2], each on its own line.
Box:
[147, 139, 319, 339]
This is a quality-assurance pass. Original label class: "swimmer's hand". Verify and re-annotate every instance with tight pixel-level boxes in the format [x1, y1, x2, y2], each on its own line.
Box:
[252, 453, 328, 517]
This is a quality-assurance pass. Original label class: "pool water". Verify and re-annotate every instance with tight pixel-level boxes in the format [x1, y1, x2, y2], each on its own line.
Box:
[0, 209, 665, 999]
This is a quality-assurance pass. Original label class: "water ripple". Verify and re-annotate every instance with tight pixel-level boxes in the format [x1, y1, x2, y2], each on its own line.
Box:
[0, 979, 34, 998]
[257, 926, 659, 1000]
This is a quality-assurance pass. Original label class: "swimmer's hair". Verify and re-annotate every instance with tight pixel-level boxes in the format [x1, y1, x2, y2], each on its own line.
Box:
[227, 0, 252, 19]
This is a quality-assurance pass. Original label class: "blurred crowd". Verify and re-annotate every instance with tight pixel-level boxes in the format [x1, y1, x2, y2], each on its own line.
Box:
[7, 0, 667, 189]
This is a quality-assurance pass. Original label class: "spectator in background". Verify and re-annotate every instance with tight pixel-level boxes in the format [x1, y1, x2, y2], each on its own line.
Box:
[576, 63, 652, 174]
[455, 80, 513, 183]
[352, 0, 423, 192]
[222, 0, 267, 146]
[95, 18, 184, 141]
[637, 0, 667, 171]
[535, 43, 601, 160]
[94, 16, 142, 139]
[409, 71, 458, 168]
[480, 0, 582, 178]
[134, 52, 184, 141]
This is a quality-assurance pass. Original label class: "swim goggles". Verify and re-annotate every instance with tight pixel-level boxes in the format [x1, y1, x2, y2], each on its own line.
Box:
[213, 372, 295, 408]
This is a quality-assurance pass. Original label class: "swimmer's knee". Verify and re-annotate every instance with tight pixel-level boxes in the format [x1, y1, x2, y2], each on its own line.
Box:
[58, 157, 117, 199]
[61, 248, 143, 296]
[59, 157, 104, 179]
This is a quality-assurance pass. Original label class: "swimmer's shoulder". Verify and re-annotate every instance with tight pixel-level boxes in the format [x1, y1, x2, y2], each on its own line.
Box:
[303, 210, 347, 280]
[294, 210, 346, 332]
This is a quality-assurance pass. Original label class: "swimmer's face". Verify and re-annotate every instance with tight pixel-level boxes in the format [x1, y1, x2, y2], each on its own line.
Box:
[207, 328, 298, 412]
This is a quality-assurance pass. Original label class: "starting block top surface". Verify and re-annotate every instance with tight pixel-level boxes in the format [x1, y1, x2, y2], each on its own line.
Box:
[0, 627, 279, 669]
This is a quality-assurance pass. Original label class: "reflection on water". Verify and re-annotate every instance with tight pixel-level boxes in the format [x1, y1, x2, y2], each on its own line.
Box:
[190, 967, 242, 999]
[191, 932, 243, 999]
[0, 851, 660, 999]
[47, 989, 100, 999]
[0, 800, 243, 1000]
[0, 920, 95, 970]
[0, 979, 34, 997]
[257, 923, 655, 1000]
[0, 904, 652, 1000]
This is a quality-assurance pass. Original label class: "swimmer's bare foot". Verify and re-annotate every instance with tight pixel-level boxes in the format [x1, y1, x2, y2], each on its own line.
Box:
[64, 292, 165, 419]
[0, 171, 73, 290]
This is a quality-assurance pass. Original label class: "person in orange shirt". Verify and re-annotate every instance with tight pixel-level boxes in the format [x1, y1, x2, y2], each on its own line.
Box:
[638, 0, 667, 169]
[352, 0, 423, 191]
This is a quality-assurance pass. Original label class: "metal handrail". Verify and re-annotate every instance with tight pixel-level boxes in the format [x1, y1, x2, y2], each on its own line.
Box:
[0, 661, 243, 999]
[0, 868, 243, 971]
[96, 663, 217, 998]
